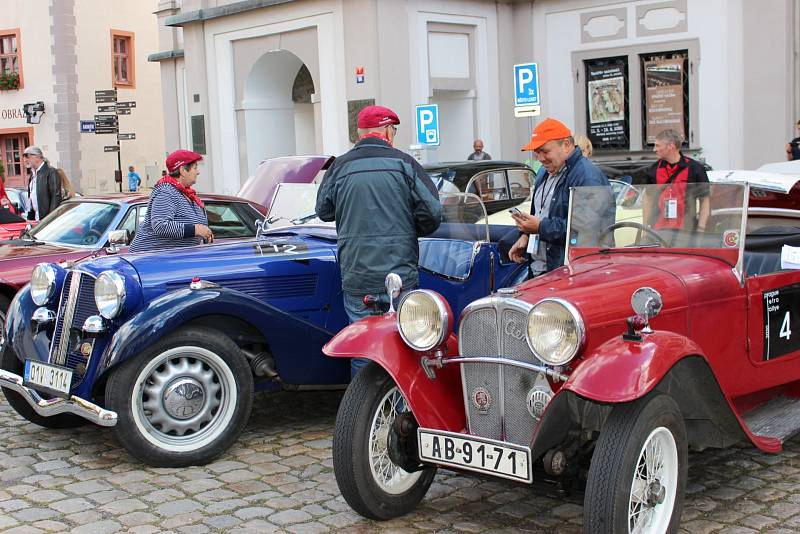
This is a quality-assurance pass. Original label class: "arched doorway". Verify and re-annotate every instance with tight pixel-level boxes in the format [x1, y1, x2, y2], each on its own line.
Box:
[242, 50, 316, 178]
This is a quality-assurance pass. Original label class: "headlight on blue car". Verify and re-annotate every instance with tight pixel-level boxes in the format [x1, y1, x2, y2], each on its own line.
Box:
[397, 290, 451, 351]
[526, 298, 585, 366]
[95, 271, 126, 319]
[30, 263, 57, 306]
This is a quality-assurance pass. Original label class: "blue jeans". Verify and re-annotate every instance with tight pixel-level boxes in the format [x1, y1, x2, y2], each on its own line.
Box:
[343, 291, 392, 378]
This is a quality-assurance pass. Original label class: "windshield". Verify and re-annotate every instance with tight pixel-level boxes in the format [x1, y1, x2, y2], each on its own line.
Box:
[568, 183, 746, 250]
[266, 183, 327, 227]
[30, 201, 120, 246]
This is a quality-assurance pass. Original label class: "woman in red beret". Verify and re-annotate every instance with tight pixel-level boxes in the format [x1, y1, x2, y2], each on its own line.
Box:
[129, 149, 214, 252]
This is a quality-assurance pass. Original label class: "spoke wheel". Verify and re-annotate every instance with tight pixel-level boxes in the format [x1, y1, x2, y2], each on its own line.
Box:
[584, 394, 687, 534]
[368, 385, 423, 495]
[333, 361, 436, 520]
[106, 327, 253, 467]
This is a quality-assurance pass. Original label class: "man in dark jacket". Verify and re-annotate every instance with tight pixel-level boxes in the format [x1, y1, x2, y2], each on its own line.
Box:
[505, 118, 611, 275]
[316, 105, 442, 375]
[23, 146, 62, 221]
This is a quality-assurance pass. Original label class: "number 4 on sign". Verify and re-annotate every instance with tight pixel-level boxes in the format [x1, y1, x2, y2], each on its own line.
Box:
[781, 311, 792, 340]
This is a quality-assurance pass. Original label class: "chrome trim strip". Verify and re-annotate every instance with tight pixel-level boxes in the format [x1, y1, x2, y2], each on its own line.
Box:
[0, 369, 117, 426]
[736, 183, 749, 286]
[444, 356, 568, 382]
[51, 271, 82, 366]
[564, 187, 575, 267]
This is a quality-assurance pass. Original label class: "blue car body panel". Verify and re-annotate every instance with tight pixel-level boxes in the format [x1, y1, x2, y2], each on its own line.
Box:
[4, 223, 526, 401]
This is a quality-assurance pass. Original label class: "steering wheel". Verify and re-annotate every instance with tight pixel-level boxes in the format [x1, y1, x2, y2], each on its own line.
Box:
[82, 230, 102, 245]
[599, 221, 668, 247]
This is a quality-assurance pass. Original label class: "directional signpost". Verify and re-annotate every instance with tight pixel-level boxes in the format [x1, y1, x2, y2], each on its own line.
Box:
[415, 104, 440, 146]
[514, 63, 541, 118]
[93, 89, 135, 192]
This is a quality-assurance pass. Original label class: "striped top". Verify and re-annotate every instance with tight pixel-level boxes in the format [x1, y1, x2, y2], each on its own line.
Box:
[129, 183, 207, 253]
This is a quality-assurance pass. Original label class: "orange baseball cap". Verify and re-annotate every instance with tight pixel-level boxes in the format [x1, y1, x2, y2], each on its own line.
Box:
[521, 118, 572, 151]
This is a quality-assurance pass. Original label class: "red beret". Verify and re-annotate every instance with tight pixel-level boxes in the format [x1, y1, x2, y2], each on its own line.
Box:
[357, 105, 400, 129]
[166, 149, 203, 173]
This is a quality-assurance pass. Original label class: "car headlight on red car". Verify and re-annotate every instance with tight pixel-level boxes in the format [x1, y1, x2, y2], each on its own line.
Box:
[526, 298, 585, 366]
[397, 290, 452, 351]
[95, 271, 126, 319]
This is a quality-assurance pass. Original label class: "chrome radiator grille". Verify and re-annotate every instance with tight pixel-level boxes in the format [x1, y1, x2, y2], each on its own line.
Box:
[458, 297, 545, 447]
[49, 271, 98, 386]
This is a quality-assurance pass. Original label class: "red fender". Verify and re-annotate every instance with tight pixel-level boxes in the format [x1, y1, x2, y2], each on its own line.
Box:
[564, 331, 782, 452]
[323, 314, 466, 432]
[564, 331, 705, 403]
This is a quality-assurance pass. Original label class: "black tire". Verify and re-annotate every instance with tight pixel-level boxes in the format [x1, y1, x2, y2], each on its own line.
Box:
[332, 361, 436, 520]
[105, 327, 253, 467]
[584, 394, 688, 534]
[0, 342, 86, 429]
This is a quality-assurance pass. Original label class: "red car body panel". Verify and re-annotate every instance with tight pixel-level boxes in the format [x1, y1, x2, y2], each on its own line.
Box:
[0, 222, 30, 241]
[323, 316, 466, 431]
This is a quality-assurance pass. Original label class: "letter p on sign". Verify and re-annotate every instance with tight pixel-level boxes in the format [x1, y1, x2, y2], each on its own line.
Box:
[415, 104, 440, 146]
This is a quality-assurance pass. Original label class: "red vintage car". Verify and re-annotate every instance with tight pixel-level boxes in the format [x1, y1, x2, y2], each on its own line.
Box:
[325, 174, 800, 533]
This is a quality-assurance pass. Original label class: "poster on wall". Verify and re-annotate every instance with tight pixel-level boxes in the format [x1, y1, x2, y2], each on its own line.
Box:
[644, 57, 685, 144]
[585, 57, 629, 148]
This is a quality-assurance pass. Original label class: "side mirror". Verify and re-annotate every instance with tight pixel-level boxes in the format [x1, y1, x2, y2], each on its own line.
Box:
[106, 229, 131, 254]
[384, 273, 403, 313]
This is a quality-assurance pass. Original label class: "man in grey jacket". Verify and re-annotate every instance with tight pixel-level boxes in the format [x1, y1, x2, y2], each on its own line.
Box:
[316, 105, 442, 376]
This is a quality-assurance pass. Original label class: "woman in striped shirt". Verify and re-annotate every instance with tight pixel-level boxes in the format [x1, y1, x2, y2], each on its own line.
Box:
[129, 150, 214, 253]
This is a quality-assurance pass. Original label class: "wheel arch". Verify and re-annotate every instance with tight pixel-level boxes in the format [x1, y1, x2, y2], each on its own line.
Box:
[532, 355, 748, 460]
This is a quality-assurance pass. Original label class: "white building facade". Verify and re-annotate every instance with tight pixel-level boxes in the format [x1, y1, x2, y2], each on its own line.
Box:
[0, 0, 165, 192]
[153, 0, 799, 195]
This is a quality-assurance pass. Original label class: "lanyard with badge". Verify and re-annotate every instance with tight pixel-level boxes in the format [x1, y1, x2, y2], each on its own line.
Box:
[527, 171, 561, 255]
[660, 162, 684, 221]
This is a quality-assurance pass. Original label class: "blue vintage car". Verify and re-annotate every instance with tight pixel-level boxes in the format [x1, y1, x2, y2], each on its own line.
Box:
[0, 189, 526, 466]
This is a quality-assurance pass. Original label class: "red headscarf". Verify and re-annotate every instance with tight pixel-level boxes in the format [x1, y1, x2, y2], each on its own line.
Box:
[156, 176, 204, 208]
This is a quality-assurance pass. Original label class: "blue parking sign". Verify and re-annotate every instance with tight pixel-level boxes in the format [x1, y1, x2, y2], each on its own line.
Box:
[514, 63, 540, 107]
[416, 104, 440, 146]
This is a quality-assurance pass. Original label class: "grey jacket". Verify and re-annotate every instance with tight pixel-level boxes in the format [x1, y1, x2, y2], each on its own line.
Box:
[316, 138, 442, 294]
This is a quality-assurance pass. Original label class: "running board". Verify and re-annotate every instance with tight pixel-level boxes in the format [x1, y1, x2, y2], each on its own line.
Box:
[743, 396, 800, 444]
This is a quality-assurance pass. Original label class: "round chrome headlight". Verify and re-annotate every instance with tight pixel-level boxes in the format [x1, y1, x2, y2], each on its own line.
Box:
[95, 271, 126, 319]
[30, 264, 57, 306]
[526, 298, 585, 366]
[397, 290, 450, 351]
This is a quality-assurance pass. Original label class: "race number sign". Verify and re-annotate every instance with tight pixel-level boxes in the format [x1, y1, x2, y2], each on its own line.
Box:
[763, 284, 800, 360]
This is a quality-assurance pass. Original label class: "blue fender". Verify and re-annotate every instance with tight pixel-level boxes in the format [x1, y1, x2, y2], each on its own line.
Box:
[95, 286, 344, 384]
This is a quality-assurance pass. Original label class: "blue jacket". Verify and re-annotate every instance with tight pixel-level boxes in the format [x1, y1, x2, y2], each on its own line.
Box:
[501, 147, 610, 272]
[316, 137, 442, 294]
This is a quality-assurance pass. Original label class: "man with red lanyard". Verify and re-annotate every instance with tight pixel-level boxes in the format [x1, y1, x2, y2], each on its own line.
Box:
[644, 129, 710, 232]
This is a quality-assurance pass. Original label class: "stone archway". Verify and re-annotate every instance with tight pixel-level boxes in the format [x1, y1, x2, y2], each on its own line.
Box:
[241, 50, 317, 177]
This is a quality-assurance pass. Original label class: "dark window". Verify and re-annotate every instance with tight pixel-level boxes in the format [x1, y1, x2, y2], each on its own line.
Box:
[205, 202, 261, 239]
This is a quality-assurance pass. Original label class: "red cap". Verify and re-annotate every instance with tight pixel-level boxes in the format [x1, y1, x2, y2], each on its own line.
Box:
[521, 118, 573, 151]
[166, 149, 203, 173]
[357, 105, 400, 129]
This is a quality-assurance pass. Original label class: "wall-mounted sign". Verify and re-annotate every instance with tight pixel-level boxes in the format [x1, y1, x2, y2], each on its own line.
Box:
[80, 120, 96, 133]
[585, 56, 629, 149]
[355, 66, 364, 84]
[95, 89, 117, 103]
[116, 101, 136, 109]
[104, 145, 119, 152]
[416, 104, 440, 146]
[1, 108, 25, 120]
[117, 133, 135, 140]
[644, 57, 685, 144]
[98, 105, 116, 113]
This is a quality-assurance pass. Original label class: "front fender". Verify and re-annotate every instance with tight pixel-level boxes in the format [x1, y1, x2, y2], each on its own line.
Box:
[95, 286, 323, 377]
[564, 331, 706, 403]
[323, 314, 466, 432]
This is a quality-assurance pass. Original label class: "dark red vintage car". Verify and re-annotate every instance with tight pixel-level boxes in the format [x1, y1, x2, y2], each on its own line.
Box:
[325, 173, 800, 533]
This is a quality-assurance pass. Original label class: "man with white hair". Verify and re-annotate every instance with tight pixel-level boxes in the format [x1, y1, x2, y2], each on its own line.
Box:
[22, 146, 62, 220]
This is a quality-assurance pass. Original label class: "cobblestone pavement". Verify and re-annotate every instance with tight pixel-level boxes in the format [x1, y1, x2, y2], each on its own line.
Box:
[1, 389, 800, 534]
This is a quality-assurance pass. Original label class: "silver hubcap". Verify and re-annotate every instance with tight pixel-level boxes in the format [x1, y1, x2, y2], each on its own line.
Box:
[368, 385, 423, 495]
[130, 346, 238, 453]
[628, 426, 679, 534]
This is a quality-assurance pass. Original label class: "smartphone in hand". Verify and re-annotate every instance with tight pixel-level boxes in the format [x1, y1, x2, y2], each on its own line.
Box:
[508, 207, 522, 215]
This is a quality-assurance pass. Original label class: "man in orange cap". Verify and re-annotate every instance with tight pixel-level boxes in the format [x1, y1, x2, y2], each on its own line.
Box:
[505, 118, 610, 275]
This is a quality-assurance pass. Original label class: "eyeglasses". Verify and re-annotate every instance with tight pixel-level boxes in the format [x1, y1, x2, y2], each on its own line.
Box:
[388, 125, 398, 134]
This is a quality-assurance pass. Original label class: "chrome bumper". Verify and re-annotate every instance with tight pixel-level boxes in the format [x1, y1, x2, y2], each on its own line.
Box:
[0, 369, 117, 427]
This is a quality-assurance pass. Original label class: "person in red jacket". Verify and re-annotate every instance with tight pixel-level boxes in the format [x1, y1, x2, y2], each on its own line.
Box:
[644, 129, 710, 232]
